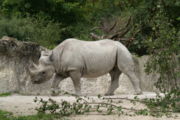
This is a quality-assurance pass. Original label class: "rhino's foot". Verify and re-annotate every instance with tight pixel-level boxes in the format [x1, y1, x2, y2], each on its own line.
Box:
[74, 92, 82, 96]
[50, 89, 60, 96]
[51, 92, 59, 96]
[135, 90, 143, 95]
[104, 92, 114, 96]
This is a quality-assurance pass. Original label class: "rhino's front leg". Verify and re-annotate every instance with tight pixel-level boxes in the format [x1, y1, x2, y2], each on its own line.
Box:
[50, 73, 64, 96]
[69, 71, 82, 96]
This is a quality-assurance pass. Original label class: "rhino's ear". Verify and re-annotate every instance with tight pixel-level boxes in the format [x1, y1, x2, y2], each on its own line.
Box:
[39, 51, 53, 65]
[41, 51, 45, 56]
[49, 51, 53, 62]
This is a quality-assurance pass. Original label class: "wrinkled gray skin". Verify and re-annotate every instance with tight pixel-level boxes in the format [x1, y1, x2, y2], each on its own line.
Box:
[29, 39, 142, 96]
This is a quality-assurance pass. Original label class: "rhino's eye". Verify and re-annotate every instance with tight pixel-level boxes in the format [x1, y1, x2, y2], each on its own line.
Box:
[42, 71, 46, 75]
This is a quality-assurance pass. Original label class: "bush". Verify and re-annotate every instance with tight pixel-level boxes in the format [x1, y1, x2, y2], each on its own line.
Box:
[126, 0, 180, 91]
[0, 17, 62, 48]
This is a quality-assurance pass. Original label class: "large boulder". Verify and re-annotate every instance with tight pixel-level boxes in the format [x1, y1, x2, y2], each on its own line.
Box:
[0, 36, 44, 94]
[0, 36, 159, 95]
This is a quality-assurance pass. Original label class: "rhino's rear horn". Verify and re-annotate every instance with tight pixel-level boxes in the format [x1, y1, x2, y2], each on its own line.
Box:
[32, 62, 38, 69]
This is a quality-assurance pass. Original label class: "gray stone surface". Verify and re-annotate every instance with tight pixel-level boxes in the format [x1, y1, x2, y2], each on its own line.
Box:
[0, 36, 160, 95]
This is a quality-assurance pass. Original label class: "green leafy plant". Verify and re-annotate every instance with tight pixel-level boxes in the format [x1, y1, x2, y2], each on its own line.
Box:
[0, 92, 11, 97]
[142, 89, 180, 117]
[34, 93, 126, 117]
[135, 109, 149, 116]
[34, 97, 91, 116]
[34, 90, 179, 118]
[0, 109, 66, 120]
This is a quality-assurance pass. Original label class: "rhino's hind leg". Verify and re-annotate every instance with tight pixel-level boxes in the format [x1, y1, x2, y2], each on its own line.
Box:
[105, 68, 121, 96]
[120, 66, 142, 94]
[116, 51, 142, 95]
[70, 71, 82, 96]
[126, 71, 142, 95]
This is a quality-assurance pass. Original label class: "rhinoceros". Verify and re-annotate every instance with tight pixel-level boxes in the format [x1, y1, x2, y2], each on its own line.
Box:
[29, 38, 142, 95]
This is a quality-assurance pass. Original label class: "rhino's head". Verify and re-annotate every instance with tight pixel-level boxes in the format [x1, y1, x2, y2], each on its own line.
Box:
[29, 51, 55, 84]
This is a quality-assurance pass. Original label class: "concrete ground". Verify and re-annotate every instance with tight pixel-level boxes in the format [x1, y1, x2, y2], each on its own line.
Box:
[0, 92, 179, 120]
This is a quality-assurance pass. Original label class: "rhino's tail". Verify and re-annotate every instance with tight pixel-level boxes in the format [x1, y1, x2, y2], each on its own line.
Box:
[132, 55, 141, 81]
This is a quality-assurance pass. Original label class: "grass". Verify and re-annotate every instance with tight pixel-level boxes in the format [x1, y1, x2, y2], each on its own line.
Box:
[0, 92, 11, 97]
[0, 110, 68, 120]
[0, 110, 13, 120]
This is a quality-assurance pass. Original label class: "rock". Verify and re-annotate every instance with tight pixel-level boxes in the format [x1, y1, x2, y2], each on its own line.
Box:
[0, 36, 160, 95]
[0, 36, 43, 94]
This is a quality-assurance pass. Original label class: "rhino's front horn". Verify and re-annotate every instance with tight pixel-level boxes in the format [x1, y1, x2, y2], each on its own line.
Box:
[28, 62, 38, 75]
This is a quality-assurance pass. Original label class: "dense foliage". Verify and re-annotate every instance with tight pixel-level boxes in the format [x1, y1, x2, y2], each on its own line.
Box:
[0, 17, 61, 48]
[132, 0, 180, 91]
[0, 0, 179, 91]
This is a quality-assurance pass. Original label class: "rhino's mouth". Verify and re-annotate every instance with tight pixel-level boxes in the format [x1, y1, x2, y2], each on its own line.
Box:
[32, 78, 48, 84]
[32, 80, 43, 84]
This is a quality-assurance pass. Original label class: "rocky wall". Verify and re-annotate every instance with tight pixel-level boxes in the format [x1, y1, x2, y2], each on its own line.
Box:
[0, 36, 159, 95]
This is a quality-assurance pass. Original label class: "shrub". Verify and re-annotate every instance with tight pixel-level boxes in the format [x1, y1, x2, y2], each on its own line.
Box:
[0, 16, 62, 48]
